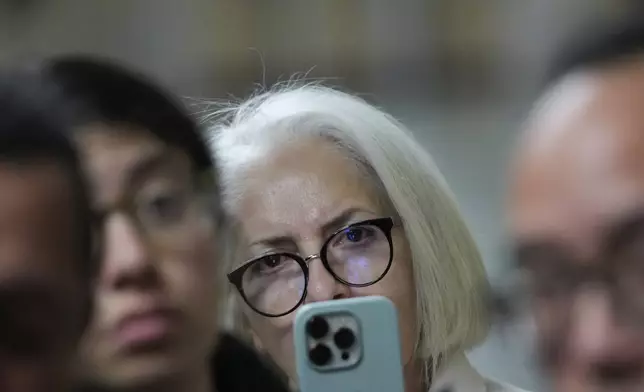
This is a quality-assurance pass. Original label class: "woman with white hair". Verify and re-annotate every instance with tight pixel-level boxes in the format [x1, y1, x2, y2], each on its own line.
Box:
[208, 84, 526, 392]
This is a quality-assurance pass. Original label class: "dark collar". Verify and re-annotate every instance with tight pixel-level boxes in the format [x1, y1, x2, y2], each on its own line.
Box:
[213, 333, 290, 392]
[76, 333, 289, 392]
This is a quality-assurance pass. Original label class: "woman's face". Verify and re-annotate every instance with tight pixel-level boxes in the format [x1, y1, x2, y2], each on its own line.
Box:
[233, 139, 418, 381]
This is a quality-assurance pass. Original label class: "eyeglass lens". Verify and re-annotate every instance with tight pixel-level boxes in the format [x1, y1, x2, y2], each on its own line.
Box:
[239, 219, 393, 316]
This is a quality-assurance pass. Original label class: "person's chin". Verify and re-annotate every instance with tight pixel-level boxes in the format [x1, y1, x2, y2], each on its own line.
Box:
[104, 352, 188, 389]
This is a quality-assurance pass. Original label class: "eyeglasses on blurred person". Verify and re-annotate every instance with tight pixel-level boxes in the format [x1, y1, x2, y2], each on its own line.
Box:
[506, 18, 644, 392]
[42, 56, 289, 392]
[208, 85, 528, 392]
[0, 70, 96, 392]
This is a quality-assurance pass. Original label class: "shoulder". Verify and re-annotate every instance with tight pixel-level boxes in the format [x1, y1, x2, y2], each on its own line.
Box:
[212, 333, 290, 392]
[430, 354, 532, 392]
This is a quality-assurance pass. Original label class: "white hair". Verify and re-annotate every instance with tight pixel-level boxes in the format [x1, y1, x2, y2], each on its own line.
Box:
[206, 83, 490, 375]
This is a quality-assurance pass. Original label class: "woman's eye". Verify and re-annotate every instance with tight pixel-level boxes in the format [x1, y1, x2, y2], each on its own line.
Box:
[345, 228, 365, 242]
[335, 226, 374, 246]
[140, 190, 188, 223]
[251, 254, 288, 276]
[263, 255, 282, 268]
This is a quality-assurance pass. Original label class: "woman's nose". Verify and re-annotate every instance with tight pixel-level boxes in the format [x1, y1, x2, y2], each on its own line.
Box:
[306, 256, 350, 303]
[101, 214, 156, 289]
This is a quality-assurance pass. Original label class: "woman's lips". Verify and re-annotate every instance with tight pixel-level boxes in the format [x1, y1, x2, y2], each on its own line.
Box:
[114, 308, 179, 350]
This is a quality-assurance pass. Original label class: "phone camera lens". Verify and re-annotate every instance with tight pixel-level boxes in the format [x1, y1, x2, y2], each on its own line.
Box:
[306, 316, 329, 339]
[309, 343, 333, 366]
[334, 327, 356, 349]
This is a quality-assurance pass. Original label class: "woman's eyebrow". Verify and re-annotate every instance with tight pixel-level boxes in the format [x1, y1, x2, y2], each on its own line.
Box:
[248, 235, 294, 249]
[248, 207, 377, 248]
[320, 207, 376, 235]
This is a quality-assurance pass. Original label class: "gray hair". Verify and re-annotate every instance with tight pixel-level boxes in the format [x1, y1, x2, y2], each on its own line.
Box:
[206, 83, 490, 375]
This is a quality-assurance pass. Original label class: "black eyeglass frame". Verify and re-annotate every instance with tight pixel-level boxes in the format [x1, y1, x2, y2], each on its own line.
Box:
[228, 217, 395, 317]
[91, 170, 217, 250]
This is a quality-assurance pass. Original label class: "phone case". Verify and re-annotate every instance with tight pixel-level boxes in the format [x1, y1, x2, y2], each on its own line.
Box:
[293, 296, 405, 392]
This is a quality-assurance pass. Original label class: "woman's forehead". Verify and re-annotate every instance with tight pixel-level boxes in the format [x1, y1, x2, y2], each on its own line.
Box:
[235, 162, 377, 237]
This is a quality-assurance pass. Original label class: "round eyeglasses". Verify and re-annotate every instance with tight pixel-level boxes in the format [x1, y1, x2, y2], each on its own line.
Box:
[93, 165, 216, 255]
[227, 217, 395, 317]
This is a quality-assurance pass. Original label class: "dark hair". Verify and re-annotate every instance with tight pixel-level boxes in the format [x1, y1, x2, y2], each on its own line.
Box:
[546, 18, 644, 85]
[42, 55, 214, 173]
[0, 69, 95, 327]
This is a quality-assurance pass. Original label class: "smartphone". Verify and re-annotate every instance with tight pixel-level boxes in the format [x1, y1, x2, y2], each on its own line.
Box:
[293, 296, 405, 392]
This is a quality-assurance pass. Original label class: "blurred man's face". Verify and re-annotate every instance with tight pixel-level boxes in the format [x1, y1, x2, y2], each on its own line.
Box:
[0, 161, 85, 392]
[76, 125, 219, 390]
[510, 62, 644, 392]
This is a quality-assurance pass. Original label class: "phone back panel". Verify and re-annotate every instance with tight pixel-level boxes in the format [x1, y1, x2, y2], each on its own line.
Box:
[293, 296, 405, 392]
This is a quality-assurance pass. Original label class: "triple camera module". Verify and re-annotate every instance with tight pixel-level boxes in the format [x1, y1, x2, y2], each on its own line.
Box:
[305, 313, 362, 371]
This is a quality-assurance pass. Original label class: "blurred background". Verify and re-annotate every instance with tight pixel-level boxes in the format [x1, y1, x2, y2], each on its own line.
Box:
[0, 1, 639, 390]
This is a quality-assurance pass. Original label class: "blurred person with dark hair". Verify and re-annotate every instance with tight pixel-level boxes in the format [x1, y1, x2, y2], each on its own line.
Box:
[43, 56, 289, 392]
[507, 18, 644, 392]
[0, 70, 95, 391]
